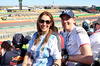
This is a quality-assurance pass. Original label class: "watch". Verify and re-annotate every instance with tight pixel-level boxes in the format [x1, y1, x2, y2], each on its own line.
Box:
[64, 54, 69, 61]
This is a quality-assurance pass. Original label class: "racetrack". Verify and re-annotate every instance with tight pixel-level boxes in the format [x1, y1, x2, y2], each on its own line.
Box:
[0, 11, 100, 41]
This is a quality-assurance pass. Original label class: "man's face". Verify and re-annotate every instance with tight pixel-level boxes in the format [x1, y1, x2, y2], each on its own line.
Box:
[61, 14, 76, 32]
[95, 24, 100, 30]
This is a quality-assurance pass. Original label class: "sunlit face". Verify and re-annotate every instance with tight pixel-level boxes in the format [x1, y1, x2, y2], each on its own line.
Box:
[61, 14, 76, 32]
[96, 24, 100, 30]
[39, 15, 52, 34]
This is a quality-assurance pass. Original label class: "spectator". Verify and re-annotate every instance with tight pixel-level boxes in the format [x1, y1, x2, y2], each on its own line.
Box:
[1, 41, 13, 56]
[24, 35, 31, 44]
[82, 19, 90, 31]
[1, 41, 14, 65]
[90, 24, 95, 34]
[22, 35, 31, 50]
[2, 33, 27, 66]
[90, 18, 100, 59]
[90, 24, 94, 28]
[59, 9, 93, 66]
[23, 11, 61, 66]
[59, 31, 64, 36]
[82, 19, 94, 36]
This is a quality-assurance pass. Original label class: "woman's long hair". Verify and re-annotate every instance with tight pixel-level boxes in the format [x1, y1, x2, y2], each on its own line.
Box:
[1, 41, 13, 51]
[35, 11, 55, 46]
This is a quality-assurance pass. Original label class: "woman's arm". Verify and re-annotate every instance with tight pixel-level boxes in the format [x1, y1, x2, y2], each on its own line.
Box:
[22, 52, 31, 66]
[54, 59, 61, 66]
[52, 35, 62, 66]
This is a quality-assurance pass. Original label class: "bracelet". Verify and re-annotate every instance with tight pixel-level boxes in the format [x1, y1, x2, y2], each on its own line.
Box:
[52, 63, 59, 66]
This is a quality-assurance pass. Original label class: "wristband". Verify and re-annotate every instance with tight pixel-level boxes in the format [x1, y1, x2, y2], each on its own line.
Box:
[64, 54, 69, 61]
[52, 63, 59, 66]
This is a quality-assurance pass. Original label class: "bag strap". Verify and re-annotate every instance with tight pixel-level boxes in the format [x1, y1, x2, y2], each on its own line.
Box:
[57, 33, 64, 49]
[51, 32, 62, 52]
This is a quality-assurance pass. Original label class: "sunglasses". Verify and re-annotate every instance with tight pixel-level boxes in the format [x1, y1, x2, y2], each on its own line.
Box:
[39, 19, 51, 24]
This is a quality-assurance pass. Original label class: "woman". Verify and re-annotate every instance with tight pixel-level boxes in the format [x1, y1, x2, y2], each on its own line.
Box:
[23, 11, 61, 66]
[1, 41, 13, 56]
[0, 41, 14, 66]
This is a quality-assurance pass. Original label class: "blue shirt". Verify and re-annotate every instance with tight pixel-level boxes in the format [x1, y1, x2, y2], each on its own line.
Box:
[27, 32, 61, 66]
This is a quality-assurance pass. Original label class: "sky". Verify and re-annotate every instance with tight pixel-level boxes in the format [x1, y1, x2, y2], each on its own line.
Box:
[0, 0, 100, 6]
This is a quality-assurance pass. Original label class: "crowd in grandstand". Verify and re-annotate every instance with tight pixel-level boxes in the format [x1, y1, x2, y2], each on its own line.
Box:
[0, 9, 100, 66]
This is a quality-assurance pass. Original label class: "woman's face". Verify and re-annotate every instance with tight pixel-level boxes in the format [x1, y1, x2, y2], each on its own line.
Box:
[39, 15, 52, 34]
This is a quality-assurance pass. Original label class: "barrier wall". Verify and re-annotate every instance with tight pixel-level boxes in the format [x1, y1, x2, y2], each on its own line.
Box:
[0, 13, 99, 40]
[0, 22, 63, 40]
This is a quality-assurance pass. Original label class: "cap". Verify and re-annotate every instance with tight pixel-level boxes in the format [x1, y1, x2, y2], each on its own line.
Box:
[25, 35, 31, 41]
[93, 18, 100, 24]
[12, 33, 25, 45]
[83, 19, 90, 24]
[23, 35, 31, 44]
[60, 9, 74, 18]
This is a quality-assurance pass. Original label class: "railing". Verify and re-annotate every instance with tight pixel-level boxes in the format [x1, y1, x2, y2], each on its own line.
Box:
[0, 13, 99, 40]
[0, 22, 63, 39]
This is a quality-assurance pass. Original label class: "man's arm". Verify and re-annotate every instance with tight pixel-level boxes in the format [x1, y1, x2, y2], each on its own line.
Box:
[68, 45, 93, 64]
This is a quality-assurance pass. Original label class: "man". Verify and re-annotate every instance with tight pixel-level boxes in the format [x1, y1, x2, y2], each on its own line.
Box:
[2, 33, 26, 66]
[60, 9, 93, 66]
[82, 19, 94, 36]
[90, 18, 100, 59]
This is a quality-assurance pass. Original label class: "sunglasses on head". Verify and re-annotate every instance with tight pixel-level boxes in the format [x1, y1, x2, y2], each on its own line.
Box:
[39, 19, 51, 24]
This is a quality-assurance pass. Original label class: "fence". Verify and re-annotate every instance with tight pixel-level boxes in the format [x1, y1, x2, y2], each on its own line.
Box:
[0, 22, 63, 40]
[0, 13, 98, 40]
